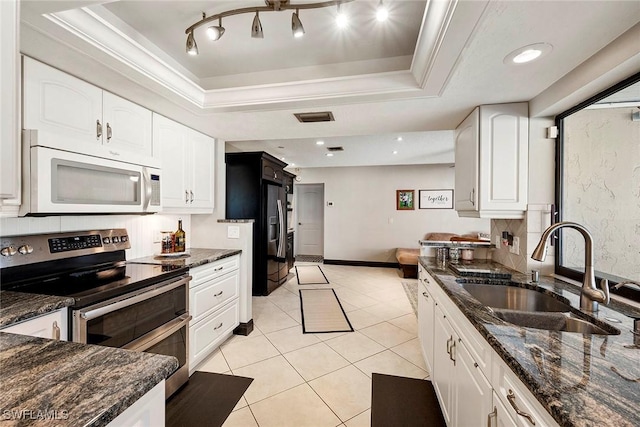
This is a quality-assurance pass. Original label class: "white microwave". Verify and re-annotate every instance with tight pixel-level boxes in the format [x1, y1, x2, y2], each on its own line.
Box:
[21, 142, 161, 216]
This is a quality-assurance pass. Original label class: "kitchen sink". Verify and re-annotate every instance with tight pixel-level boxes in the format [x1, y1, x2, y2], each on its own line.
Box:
[493, 311, 620, 335]
[460, 283, 572, 312]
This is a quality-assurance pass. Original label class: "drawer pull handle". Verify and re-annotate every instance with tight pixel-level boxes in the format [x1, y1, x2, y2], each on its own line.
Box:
[507, 389, 536, 425]
[214, 291, 223, 297]
[422, 292, 429, 298]
[214, 322, 223, 330]
[52, 321, 60, 340]
[214, 266, 224, 271]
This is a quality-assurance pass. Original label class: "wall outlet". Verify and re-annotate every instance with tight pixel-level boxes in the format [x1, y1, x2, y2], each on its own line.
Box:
[510, 236, 520, 255]
[227, 225, 240, 239]
[495, 235, 501, 247]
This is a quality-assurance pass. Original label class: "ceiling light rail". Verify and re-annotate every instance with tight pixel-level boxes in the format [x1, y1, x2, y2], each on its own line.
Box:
[185, 0, 365, 54]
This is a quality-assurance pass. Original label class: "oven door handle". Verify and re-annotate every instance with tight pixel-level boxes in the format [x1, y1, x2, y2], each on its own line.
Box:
[123, 313, 191, 353]
[77, 275, 191, 321]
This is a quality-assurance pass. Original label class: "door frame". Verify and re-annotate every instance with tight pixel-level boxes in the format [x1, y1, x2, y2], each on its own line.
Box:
[294, 183, 325, 257]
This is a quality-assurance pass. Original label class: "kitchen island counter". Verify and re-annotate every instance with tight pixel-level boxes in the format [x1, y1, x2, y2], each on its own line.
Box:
[128, 248, 241, 269]
[419, 257, 640, 427]
[0, 332, 177, 426]
[0, 292, 74, 329]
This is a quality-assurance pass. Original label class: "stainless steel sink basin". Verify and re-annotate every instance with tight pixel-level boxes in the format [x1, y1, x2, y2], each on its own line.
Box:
[493, 311, 620, 335]
[460, 283, 572, 312]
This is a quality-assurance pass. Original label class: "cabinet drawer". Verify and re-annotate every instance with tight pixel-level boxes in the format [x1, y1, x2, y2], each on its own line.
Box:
[492, 355, 559, 427]
[0, 309, 68, 341]
[190, 270, 239, 324]
[190, 255, 239, 284]
[262, 159, 283, 184]
[189, 301, 239, 369]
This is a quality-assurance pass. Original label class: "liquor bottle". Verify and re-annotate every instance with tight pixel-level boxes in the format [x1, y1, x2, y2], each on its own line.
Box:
[174, 219, 186, 252]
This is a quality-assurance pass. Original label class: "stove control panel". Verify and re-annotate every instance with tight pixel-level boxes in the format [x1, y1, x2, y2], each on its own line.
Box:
[0, 229, 131, 267]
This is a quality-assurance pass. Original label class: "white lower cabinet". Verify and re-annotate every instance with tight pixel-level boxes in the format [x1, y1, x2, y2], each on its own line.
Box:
[419, 266, 559, 427]
[0, 308, 68, 341]
[188, 255, 240, 373]
[107, 380, 165, 427]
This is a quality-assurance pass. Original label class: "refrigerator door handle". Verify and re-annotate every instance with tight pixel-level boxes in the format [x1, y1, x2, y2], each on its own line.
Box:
[277, 199, 286, 258]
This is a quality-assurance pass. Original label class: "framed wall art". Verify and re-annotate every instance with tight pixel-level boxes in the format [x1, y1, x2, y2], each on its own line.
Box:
[419, 189, 454, 209]
[396, 190, 415, 210]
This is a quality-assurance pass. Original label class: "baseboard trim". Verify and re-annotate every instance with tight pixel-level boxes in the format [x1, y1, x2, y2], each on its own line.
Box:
[233, 319, 254, 336]
[323, 259, 399, 268]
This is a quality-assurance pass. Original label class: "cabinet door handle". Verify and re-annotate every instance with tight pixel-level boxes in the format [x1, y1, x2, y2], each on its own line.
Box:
[449, 341, 456, 365]
[470, 188, 475, 206]
[190, 191, 194, 203]
[185, 190, 190, 204]
[214, 291, 223, 297]
[214, 322, 224, 330]
[96, 119, 102, 139]
[106, 123, 112, 141]
[446, 336, 453, 354]
[422, 292, 429, 298]
[507, 389, 536, 425]
[52, 321, 61, 340]
[274, 172, 278, 180]
[487, 407, 497, 427]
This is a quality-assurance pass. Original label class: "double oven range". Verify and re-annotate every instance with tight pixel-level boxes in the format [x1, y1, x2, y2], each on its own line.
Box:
[0, 229, 191, 398]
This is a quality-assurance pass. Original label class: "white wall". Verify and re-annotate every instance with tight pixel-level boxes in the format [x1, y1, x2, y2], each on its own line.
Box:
[296, 164, 490, 263]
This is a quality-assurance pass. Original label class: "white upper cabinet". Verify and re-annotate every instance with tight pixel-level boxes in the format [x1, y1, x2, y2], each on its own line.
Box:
[153, 114, 215, 213]
[0, 0, 21, 213]
[23, 57, 154, 166]
[455, 103, 529, 219]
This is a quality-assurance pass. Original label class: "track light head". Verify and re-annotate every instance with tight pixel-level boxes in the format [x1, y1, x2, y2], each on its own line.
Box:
[251, 11, 264, 38]
[206, 18, 225, 41]
[376, 0, 389, 22]
[186, 31, 198, 55]
[292, 10, 305, 38]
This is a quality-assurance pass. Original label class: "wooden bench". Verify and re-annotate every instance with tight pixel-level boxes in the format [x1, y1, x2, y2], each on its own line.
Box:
[396, 248, 421, 278]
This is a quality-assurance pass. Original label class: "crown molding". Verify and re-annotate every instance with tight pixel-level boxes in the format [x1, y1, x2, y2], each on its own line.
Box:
[45, 1, 478, 111]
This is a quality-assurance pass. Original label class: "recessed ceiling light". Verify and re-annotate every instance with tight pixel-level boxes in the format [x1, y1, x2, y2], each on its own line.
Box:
[290, 163, 295, 166]
[396, 136, 403, 142]
[281, 157, 285, 161]
[504, 43, 552, 65]
[316, 140, 325, 145]
[326, 153, 334, 157]
[393, 150, 398, 154]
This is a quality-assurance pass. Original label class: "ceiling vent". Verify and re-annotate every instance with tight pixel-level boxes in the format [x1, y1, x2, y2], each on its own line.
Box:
[327, 146, 344, 152]
[294, 111, 335, 123]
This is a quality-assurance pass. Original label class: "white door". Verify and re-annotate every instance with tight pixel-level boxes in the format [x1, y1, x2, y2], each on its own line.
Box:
[188, 129, 215, 210]
[102, 92, 153, 157]
[454, 107, 479, 212]
[154, 115, 188, 209]
[296, 183, 324, 256]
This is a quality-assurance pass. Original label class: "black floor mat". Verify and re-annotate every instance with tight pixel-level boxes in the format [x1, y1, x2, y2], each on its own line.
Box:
[371, 373, 446, 427]
[166, 372, 253, 427]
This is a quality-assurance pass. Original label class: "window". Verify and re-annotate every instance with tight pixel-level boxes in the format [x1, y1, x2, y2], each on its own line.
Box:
[555, 73, 640, 302]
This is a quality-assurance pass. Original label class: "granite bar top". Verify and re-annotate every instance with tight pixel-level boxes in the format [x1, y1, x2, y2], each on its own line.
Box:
[0, 332, 177, 427]
[217, 219, 255, 223]
[419, 257, 640, 427]
[128, 248, 241, 269]
[0, 292, 75, 328]
[418, 239, 494, 248]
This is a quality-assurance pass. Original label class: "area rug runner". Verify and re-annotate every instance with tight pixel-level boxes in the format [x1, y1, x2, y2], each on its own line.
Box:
[166, 371, 253, 427]
[295, 265, 330, 285]
[371, 373, 446, 427]
[402, 281, 418, 315]
[299, 288, 354, 333]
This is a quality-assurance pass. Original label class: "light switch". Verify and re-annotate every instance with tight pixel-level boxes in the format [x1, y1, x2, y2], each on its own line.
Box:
[227, 225, 240, 239]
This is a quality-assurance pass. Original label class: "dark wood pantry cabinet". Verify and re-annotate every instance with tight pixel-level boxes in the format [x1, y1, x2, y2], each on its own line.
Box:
[226, 152, 290, 296]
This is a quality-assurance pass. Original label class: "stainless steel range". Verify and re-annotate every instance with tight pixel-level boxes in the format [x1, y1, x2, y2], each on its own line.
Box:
[0, 229, 191, 398]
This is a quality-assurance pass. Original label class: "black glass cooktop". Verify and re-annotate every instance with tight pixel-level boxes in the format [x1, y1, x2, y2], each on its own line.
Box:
[3, 261, 187, 308]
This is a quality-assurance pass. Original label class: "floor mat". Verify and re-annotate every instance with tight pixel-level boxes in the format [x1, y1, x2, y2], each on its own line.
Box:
[371, 373, 445, 427]
[295, 265, 330, 285]
[295, 255, 324, 263]
[402, 281, 418, 315]
[299, 288, 354, 334]
[166, 371, 253, 427]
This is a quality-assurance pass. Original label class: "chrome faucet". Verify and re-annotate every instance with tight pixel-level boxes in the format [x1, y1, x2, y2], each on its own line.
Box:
[531, 221, 609, 312]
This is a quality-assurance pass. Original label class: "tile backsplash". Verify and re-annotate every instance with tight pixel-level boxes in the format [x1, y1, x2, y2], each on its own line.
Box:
[0, 214, 191, 260]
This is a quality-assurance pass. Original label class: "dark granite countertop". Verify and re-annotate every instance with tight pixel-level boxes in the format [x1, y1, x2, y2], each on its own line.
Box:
[0, 292, 75, 329]
[128, 248, 241, 269]
[0, 332, 177, 427]
[419, 257, 640, 427]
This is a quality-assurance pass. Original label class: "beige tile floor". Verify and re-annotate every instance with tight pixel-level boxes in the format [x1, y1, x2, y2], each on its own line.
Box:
[196, 263, 426, 427]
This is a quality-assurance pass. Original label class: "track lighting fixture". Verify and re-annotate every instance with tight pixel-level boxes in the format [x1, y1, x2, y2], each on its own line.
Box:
[206, 17, 225, 41]
[184, 0, 392, 55]
[251, 11, 263, 38]
[292, 9, 305, 38]
[186, 30, 198, 55]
